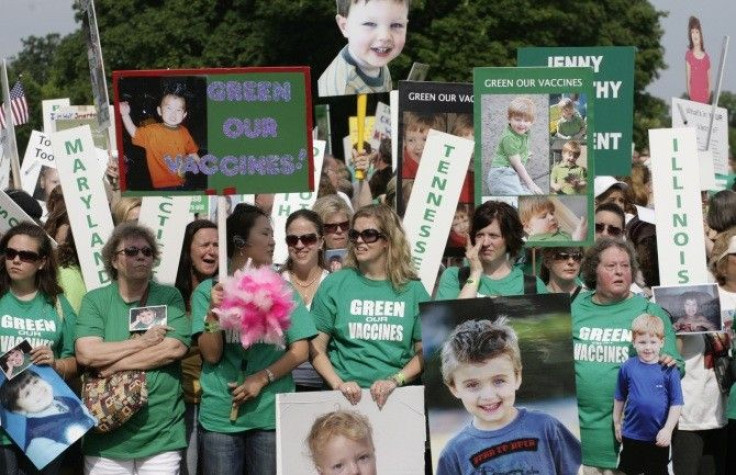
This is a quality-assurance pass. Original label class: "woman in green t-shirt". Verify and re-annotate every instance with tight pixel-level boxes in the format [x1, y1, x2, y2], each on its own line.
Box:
[0, 222, 78, 475]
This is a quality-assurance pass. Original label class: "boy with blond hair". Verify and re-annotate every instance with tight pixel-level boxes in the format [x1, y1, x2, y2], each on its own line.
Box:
[613, 314, 683, 475]
[555, 97, 586, 140]
[437, 318, 581, 475]
[318, 0, 410, 97]
[550, 140, 587, 195]
[487, 97, 543, 196]
[307, 409, 377, 475]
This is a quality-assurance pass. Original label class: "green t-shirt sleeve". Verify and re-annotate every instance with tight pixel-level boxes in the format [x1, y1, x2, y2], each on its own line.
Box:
[435, 267, 461, 300]
[311, 277, 337, 334]
[162, 286, 190, 348]
[536, 277, 548, 294]
[76, 291, 105, 340]
[285, 293, 317, 344]
[500, 133, 524, 159]
[411, 283, 431, 341]
[59, 295, 78, 358]
[190, 279, 213, 336]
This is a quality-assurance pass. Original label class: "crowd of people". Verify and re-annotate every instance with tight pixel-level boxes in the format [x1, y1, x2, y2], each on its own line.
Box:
[0, 141, 734, 475]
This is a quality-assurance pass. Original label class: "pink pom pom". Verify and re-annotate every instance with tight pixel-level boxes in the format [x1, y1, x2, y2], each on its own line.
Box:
[214, 266, 295, 349]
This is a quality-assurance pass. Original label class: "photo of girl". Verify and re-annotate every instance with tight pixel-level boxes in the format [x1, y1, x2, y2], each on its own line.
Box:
[685, 16, 711, 104]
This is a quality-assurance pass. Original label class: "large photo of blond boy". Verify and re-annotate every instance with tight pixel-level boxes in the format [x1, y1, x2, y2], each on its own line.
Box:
[421, 294, 581, 475]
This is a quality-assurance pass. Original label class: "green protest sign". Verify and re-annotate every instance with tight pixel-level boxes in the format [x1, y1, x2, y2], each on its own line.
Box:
[518, 47, 635, 176]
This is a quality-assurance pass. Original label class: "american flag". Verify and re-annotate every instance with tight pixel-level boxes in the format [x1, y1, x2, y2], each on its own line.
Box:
[0, 81, 29, 129]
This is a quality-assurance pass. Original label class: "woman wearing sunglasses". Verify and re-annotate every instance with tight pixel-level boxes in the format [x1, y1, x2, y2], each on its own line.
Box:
[311, 204, 430, 409]
[75, 223, 190, 474]
[193, 204, 315, 475]
[313, 195, 353, 251]
[0, 222, 78, 475]
[539, 247, 584, 298]
[281, 210, 329, 392]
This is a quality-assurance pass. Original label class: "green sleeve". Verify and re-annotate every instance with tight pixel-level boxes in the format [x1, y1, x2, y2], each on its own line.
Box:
[76, 291, 105, 340]
[161, 286, 190, 348]
[500, 133, 523, 158]
[59, 295, 78, 358]
[411, 282, 431, 341]
[190, 279, 213, 337]
[285, 292, 317, 344]
[311, 277, 337, 334]
[536, 277, 548, 294]
[435, 267, 461, 300]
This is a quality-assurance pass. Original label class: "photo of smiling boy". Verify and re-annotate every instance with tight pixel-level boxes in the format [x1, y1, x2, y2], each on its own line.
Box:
[318, 0, 409, 97]
[486, 96, 544, 196]
[612, 314, 683, 475]
[437, 318, 581, 475]
[550, 140, 587, 195]
[119, 82, 200, 190]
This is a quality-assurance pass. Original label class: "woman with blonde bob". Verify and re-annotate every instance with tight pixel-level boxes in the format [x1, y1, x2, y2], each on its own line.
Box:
[311, 204, 429, 409]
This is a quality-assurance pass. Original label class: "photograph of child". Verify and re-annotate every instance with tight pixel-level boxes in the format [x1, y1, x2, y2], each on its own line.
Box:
[32, 166, 60, 203]
[549, 140, 588, 195]
[553, 97, 587, 140]
[116, 76, 207, 192]
[307, 410, 377, 475]
[652, 283, 722, 334]
[276, 387, 425, 475]
[0, 365, 96, 470]
[0, 340, 33, 380]
[318, 0, 409, 97]
[420, 294, 580, 474]
[613, 314, 683, 475]
[482, 95, 549, 197]
[518, 195, 588, 243]
[685, 16, 712, 104]
[324, 248, 348, 272]
[129, 305, 168, 332]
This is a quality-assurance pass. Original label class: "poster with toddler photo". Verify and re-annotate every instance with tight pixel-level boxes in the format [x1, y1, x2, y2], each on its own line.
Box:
[652, 283, 722, 334]
[421, 294, 580, 473]
[0, 364, 97, 470]
[276, 386, 425, 475]
[129, 305, 168, 331]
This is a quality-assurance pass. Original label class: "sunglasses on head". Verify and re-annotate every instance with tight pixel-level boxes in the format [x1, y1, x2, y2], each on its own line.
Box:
[3, 248, 42, 263]
[324, 221, 349, 234]
[117, 246, 154, 258]
[285, 233, 319, 247]
[348, 228, 386, 244]
[594, 223, 623, 237]
[552, 251, 583, 262]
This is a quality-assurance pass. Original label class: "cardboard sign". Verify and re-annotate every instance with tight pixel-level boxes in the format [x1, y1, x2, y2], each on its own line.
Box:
[0, 189, 43, 235]
[403, 130, 473, 294]
[113, 68, 314, 196]
[82, 0, 111, 129]
[52, 125, 114, 290]
[518, 47, 635, 175]
[649, 128, 708, 285]
[41, 99, 70, 134]
[474, 66, 595, 247]
[137, 196, 192, 285]
[276, 387, 425, 475]
[271, 140, 326, 265]
[671, 98, 729, 176]
[20, 131, 57, 206]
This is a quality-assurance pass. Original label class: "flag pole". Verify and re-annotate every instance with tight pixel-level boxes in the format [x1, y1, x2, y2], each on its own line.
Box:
[0, 59, 21, 190]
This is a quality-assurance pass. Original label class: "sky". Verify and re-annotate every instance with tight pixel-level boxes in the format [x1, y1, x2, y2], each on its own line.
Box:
[0, 0, 733, 101]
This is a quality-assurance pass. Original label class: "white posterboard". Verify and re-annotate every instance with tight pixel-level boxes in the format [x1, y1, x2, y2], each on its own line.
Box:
[138, 196, 193, 285]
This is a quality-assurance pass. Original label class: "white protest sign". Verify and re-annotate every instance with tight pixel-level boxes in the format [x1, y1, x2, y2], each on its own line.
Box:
[649, 128, 707, 286]
[271, 140, 326, 265]
[403, 130, 474, 293]
[0, 132, 10, 191]
[0, 190, 43, 235]
[42, 99, 70, 134]
[390, 90, 399, 171]
[52, 125, 114, 290]
[138, 196, 192, 285]
[372, 101, 391, 143]
[20, 130, 56, 202]
[671, 98, 729, 175]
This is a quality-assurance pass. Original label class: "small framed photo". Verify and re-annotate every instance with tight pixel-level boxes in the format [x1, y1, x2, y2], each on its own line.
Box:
[324, 248, 347, 273]
[0, 340, 33, 380]
[652, 283, 722, 334]
[129, 305, 167, 332]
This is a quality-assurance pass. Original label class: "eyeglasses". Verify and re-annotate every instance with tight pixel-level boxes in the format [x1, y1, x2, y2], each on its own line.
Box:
[3, 248, 41, 263]
[285, 233, 319, 247]
[348, 229, 386, 244]
[552, 252, 583, 262]
[594, 223, 623, 237]
[324, 221, 349, 234]
[117, 246, 154, 258]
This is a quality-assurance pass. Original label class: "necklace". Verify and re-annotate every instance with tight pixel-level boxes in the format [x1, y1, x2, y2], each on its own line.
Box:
[290, 269, 320, 288]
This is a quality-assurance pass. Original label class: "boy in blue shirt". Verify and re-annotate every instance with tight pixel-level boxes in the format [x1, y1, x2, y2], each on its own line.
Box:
[437, 318, 581, 475]
[613, 314, 683, 475]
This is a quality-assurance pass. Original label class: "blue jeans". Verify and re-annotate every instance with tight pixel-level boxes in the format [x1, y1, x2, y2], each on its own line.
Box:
[199, 428, 275, 475]
[182, 402, 199, 475]
[0, 445, 62, 475]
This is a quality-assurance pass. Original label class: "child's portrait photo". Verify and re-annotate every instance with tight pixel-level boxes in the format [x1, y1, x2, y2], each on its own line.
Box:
[652, 283, 722, 334]
[129, 305, 168, 332]
[0, 365, 96, 470]
[276, 387, 425, 475]
[482, 94, 550, 197]
[116, 74, 208, 193]
[324, 248, 348, 272]
[318, 0, 410, 97]
[518, 195, 588, 244]
[549, 140, 588, 196]
[420, 294, 581, 474]
[32, 166, 60, 203]
[0, 340, 33, 380]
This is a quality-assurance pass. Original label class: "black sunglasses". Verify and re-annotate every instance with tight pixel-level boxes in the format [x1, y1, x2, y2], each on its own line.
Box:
[117, 246, 154, 258]
[552, 252, 583, 262]
[285, 233, 319, 247]
[348, 229, 386, 244]
[3, 248, 42, 263]
[594, 223, 623, 237]
[324, 221, 350, 234]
